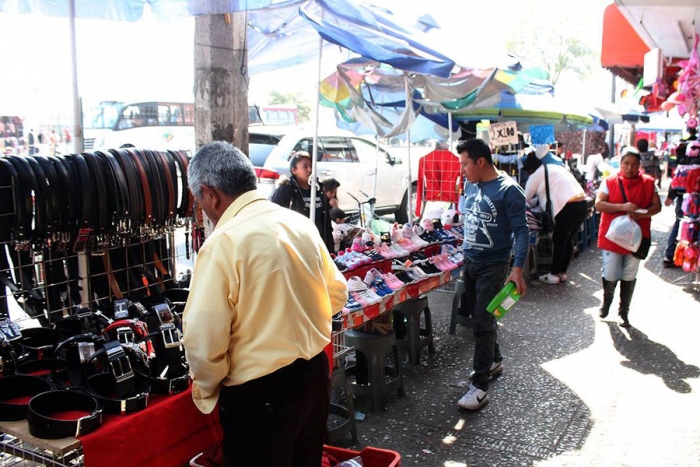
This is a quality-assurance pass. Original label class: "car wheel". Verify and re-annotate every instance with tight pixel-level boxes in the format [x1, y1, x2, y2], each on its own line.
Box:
[395, 183, 417, 224]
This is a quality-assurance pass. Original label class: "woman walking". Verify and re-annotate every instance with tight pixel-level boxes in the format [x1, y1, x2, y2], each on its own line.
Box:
[595, 147, 661, 327]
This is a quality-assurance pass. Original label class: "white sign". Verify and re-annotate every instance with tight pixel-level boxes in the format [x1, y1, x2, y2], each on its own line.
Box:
[488, 121, 518, 146]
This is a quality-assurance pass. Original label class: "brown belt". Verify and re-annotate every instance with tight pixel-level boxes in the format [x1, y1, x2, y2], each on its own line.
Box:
[155, 150, 176, 221]
[125, 149, 153, 224]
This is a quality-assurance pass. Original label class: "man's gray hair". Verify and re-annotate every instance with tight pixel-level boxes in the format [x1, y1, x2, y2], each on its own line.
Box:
[188, 141, 257, 198]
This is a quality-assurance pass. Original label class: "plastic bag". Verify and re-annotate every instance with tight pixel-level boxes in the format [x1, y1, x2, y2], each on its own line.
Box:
[605, 215, 642, 252]
[336, 456, 363, 467]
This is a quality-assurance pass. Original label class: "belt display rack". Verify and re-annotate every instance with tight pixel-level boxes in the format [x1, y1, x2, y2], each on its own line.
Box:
[0, 149, 202, 467]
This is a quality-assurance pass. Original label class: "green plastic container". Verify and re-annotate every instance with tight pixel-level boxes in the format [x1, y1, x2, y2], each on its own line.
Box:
[486, 282, 521, 320]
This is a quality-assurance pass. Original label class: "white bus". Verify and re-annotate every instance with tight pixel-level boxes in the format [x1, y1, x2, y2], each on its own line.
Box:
[84, 101, 299, 155]
[84, 101, 196, 154]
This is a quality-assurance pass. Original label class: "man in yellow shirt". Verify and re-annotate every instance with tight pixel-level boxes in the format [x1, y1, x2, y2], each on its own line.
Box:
[182, 142, 348, 467]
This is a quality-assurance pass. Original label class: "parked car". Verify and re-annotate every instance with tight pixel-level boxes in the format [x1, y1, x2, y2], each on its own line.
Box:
[257, 128, 419, 223]
[249, 131, 281, 167]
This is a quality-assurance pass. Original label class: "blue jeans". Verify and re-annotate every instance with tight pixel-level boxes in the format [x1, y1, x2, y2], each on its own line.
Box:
[665, 217, 680, 261]
[461, 258, 509, 390]
[601, 250, 641, 281]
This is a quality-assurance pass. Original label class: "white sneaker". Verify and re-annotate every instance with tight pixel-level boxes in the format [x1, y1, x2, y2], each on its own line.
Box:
[469, 361, 504, 381]
[538, 273, 560, 285]
[457, 384, 489, 410]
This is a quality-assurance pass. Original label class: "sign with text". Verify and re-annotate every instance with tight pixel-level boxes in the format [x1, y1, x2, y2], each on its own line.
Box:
[488, 121, 518, 146]
[529, 125, 555, 145]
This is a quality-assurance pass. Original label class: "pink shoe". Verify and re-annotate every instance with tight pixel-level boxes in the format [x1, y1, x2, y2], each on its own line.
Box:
[351, 237, 366, 253]
[383, 272, 406, 290]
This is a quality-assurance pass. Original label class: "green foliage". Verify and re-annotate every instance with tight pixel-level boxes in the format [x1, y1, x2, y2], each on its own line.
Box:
[505, 8, 597, 85]
[268, 91, 311, 123]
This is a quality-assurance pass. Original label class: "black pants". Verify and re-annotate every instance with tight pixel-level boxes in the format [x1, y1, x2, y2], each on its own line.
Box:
[552, 200, 589, 275]
[219, 351, 330, 467]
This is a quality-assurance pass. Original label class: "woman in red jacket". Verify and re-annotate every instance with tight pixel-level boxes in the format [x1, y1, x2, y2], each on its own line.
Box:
[595, 147, 661, 327]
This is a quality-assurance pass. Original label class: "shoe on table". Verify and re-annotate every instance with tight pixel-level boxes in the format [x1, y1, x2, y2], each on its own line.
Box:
[457, 384, 489, 410]
[469, 361, 504, 381]
[539, 273, 560, 285]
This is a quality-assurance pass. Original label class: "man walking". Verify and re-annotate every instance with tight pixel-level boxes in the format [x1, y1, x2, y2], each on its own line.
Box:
[456, 139, 529, 411]
[182, 142, 348, 466]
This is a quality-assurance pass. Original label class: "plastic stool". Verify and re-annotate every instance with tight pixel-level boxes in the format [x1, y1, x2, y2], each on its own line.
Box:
[327, 365, 357, 443]
[344, 330, 404, 412]
[449, 279, 472, 334]
[393, 296, 435, 363]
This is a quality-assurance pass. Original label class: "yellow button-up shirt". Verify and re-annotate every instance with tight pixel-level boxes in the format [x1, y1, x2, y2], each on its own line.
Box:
[182, 190, 348, 414]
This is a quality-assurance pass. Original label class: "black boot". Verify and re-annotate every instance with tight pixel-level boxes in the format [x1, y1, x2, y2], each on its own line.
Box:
[618, 280, 636, 327]
[599, 278, 617, 318]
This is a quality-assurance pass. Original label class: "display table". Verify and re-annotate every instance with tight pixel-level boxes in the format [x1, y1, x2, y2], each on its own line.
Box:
[341, 268, 461, 330]
[0, 388, 222, 467]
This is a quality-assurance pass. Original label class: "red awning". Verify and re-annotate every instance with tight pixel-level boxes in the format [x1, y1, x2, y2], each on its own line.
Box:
[601, 4, 650, 84]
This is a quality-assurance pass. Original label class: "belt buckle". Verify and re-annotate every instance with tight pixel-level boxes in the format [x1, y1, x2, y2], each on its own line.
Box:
[116, 327, 135, 345]
[106, 344, 134, 383]
[159, 323, 181, 349]
[168, 374, 188, 394]
[73, 228, 92, 253]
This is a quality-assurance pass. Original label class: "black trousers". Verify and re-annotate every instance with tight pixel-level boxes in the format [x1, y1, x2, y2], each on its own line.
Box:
[219, 351, 330, 467]
[551, 200, 589, 274]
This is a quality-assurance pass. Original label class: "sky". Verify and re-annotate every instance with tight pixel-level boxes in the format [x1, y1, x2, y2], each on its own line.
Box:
[0, 0, 621, 125]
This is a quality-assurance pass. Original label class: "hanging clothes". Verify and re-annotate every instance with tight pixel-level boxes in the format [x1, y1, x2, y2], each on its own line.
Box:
[415, 149, 462, 217]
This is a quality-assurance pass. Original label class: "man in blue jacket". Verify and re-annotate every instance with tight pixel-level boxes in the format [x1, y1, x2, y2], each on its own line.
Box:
[456, 138, 529, 411]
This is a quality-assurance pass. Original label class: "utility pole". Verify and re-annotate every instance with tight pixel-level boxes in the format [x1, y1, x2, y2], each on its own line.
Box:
[194, 12, 248, 155]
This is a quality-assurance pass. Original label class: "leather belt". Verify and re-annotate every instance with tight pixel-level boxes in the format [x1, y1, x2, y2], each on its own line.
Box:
[0, 158, 24, 241]
[16, 357, 71, 389]
[19, 326, 56, 360]
[111, 148, 144, 225]
[85, 341, 136, 399]
[48, 155, 78, 234]
[85, 372, 150, 415]
[82, 152, 110, 232]
[31, 156, 62, 237]
[95, 150, 130, 228]
[0, 375, 52, 421]
[53, 332, 106, 387]
[169, 150, 193, 218]
[64, 154, 95, 230]
[125, 149, 153, 224]
[139, 150, 164, 225]
[27, 390, 102, 439]
[4, 156, 35, 241]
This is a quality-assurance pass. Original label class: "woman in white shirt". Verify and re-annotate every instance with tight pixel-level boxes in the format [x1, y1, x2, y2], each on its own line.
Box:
[523, 153, 589, 284]
[585, 142, 610, 185]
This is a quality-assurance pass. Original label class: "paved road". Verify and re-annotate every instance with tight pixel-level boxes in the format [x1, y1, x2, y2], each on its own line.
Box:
[340, 199, 700, 466]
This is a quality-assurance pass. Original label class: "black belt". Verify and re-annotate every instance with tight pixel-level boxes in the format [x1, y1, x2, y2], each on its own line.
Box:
[85, 372, 150, 415]
[27, 390, 102, 439]
[0, 375, 52, 421]
[16, 357, 71, 389]
[54, 332, 106, 388]
[146, 372, 190, 395]
[19, 326, 56, 360]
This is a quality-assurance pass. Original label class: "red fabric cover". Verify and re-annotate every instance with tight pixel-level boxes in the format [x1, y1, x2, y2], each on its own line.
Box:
[415, 150, 461, 217]
[598, 173, 656, 254]
[79, 388, 222, 467]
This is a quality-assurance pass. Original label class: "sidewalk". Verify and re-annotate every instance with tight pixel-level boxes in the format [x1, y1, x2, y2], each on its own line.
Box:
[344, 202, 700, 466]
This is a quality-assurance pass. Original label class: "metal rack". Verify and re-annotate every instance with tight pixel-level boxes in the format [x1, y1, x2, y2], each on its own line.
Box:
[0, 430, 83, 467]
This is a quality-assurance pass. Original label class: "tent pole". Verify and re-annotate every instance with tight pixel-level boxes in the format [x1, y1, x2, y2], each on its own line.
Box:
[69, 0, 89, 307]
[370, 134, 379, 230]
[68, 0, 83, 154]
[448, 111, 453, 151]
[406, 126, 413, 223]
[310, 34, 323, 222]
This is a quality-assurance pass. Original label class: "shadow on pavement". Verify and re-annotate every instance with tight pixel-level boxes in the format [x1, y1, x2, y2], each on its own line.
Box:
[607, 322, 700, 393]
[343, 249, 603, 466]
